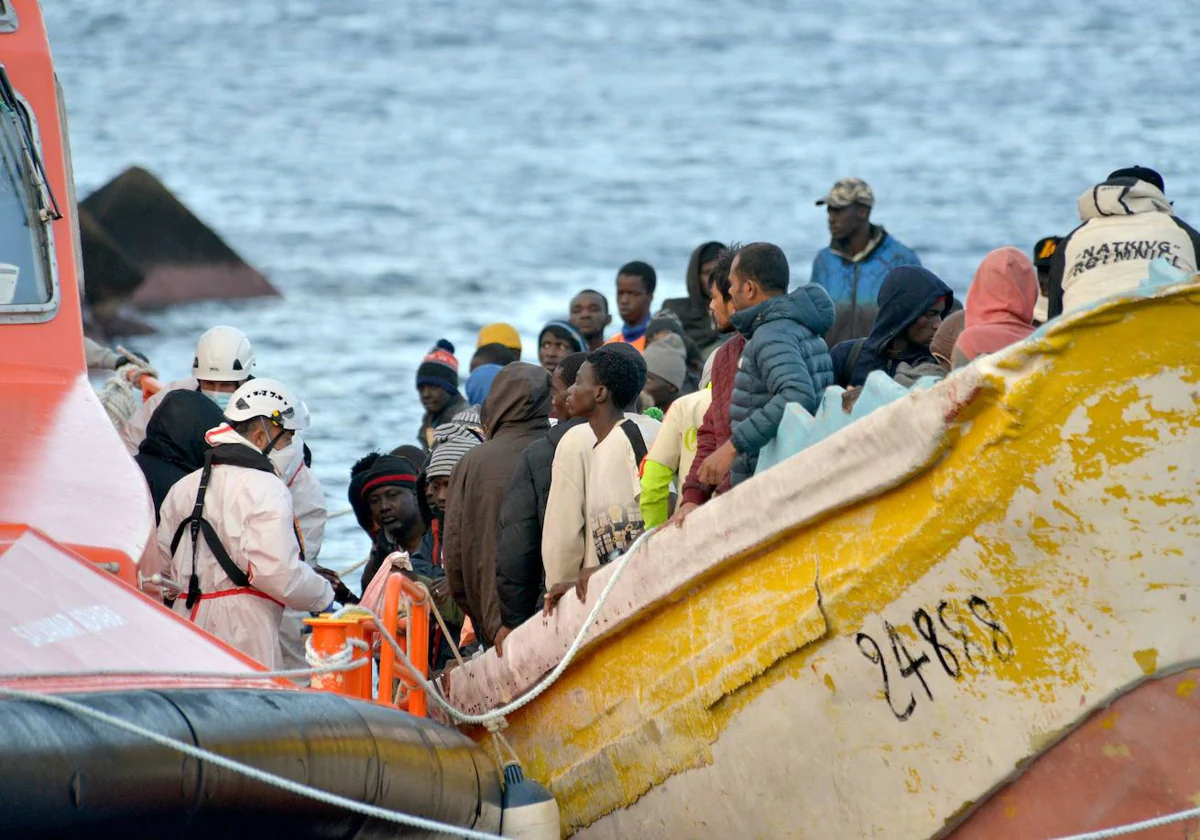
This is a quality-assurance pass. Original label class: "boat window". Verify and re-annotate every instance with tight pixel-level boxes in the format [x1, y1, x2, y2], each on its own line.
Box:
[0, 66, 59, 319]
[0, 3, 17, 35]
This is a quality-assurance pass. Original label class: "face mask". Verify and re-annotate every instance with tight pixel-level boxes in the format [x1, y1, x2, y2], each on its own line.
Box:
[201, 389, 232, 411]
[268, 434, 302, 481]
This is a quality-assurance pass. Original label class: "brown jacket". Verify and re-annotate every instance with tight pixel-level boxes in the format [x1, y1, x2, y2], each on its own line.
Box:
[442, 363, 551, 647]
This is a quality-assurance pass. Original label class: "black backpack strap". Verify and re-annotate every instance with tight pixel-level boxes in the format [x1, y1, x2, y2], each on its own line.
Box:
[169, 452, 250, 611]
[620, 420, 649, 468]
[843, 338, 867, 386]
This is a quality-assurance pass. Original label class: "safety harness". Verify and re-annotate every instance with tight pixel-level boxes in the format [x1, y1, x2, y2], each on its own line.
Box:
[170, 443, 304, 611]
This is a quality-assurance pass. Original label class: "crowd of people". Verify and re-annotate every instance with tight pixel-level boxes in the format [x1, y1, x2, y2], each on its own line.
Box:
[108, 165, 1198, 675]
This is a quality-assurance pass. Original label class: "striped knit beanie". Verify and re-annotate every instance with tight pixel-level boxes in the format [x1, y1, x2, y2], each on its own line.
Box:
[425, 421, 484, 479]
[416, 339, 459, 395]
[347, 452, 419, 533]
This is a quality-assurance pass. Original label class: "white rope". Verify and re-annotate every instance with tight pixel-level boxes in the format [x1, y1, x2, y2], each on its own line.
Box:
[328, 507, 356, 519]
[349, 525, 658, 727]
[1049, 806, 1200, 840]
[1, 642, 370, 684]
[305, 636, 368, 669]
[339, 554, 370, 576]
[0, 687, 503, 840]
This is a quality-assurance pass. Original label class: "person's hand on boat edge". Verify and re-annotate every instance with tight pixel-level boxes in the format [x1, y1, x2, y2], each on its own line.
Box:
[574, 566, 601, 602]
[492, 626, 512, 657]
[542, 581, 574, 616]
[670, 501, 698, 528]
[841, 386, 863, 413]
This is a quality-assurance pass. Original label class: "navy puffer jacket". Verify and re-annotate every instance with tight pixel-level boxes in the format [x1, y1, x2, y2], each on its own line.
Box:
[728, 284, 836, 485]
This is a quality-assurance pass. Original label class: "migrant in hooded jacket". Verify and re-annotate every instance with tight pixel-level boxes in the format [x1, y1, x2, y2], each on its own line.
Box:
[135, 390, 225, 522]
[1048, 172, 1200, 319]
[661, 241, 726, 356]
[728, 281, 836, 486]
[830, 266, 954, 389]
[442, 363, 552, 648]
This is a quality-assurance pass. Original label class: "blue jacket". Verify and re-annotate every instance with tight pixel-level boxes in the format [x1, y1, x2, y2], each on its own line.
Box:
[811, 227, 922, 347]
[728, 285, 836, 485]
[829, 266, 954, 388]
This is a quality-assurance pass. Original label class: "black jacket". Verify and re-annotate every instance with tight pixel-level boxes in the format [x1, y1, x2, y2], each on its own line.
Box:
[134, 390, 225, 522]
[495, 417, 586, 629]
[830, 266, 954, 388]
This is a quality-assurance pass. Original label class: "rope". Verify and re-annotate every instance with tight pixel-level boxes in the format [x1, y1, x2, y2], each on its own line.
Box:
[0, 687, 504, 840]
[342, 525, 658, 727]
[339, 554, 370, 576]
[328, 507, 356, 519]
[305, 636, 368, 670]
[1049, 806, 1200, 840]
[426, 584, 467, 668]
[1, 642, 370, 684]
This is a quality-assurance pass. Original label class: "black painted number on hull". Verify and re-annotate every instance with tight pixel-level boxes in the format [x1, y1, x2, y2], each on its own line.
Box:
[856, 596, 1014, 721]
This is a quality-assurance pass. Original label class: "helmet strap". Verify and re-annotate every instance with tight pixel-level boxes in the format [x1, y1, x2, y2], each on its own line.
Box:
[260, 416, 287, 456]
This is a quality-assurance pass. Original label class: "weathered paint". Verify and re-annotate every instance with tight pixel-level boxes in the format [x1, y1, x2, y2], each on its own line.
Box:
[449, 281, 1200, 838]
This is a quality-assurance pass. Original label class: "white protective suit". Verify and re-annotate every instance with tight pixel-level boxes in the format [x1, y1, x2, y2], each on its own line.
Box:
[157, 425, 333, 669]
[269, 436, 329, 674]
[120, 377, 199, 455]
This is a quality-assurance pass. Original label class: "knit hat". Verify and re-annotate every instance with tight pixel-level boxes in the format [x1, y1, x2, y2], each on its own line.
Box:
[425, 421, 484, 480]
[476, 323, 522, 355]
[465, 363, 502, 406]
[347, 452, 420, 533]
[416, 339, 459, 395]
[641, 332, 687, 390]
[538, 320, 586, 354]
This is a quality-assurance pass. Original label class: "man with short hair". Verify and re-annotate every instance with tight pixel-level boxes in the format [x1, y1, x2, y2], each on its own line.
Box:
[606, 261, 657, 351]
[811, 178, 922, 346]
[543, 346, 652, 613]
[710, 243, 835, 487]
[569, 289, 613, 351]
[157, 378, 336, 668]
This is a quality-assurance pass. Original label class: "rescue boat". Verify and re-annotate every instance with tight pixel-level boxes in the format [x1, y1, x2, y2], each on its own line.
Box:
[448, 270, 1200, 839]
[0, 4, 504, 836]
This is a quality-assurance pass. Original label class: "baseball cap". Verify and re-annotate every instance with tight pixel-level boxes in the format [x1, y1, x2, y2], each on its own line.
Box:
[816, 177, 875, 209]
[1032, 237, 1061, 269]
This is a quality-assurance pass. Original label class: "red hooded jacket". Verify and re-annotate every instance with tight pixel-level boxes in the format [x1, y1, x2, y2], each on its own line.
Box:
[681, 333, 746, 506]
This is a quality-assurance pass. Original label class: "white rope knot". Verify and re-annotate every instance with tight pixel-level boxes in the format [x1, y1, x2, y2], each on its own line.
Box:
[483, 717, 508, 734]
[303, 636, 369, 670]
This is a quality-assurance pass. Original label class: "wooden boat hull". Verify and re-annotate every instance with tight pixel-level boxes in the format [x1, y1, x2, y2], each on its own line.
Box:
[448, 281, 1200, 838]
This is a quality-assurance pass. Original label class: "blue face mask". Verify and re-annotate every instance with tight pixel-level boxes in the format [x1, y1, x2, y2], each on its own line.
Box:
[201, 389, 232, 411]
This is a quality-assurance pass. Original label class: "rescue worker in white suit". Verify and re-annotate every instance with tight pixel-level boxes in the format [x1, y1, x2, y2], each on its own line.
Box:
[157, 378, 335, 668]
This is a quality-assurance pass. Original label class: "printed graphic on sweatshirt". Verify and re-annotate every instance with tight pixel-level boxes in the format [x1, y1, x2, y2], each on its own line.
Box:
[1068, 240, 1184, 278]
[592, 504, 645, 564]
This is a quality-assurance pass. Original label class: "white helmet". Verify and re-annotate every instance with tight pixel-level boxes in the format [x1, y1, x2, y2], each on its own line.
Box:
[192, 326, 255, 383]
[224, 378, 310, 431]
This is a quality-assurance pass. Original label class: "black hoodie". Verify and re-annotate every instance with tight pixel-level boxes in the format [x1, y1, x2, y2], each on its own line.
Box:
[661, 241, 725, 356]
[830, 266, 954, 388]
[135, 389, 226, 521]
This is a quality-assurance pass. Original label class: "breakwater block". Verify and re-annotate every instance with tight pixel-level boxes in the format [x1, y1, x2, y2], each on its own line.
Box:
[79, 207, 144, 305]
[80, 167, 279, 309]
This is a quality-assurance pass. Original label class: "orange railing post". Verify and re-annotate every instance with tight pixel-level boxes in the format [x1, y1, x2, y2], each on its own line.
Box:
[304, 615, 361, 695]
[375, 574, 430, 717]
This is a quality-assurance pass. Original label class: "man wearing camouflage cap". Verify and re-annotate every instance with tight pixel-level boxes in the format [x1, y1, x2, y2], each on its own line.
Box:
[811, 177, 922, 345]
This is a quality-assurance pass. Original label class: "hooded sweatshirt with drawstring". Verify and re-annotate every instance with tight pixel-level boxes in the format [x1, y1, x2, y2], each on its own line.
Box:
[830, 266, 954, 389]
[728, 284, 836, 485]
[442, 363, 552, 648]
[662, 241, 726, 357]
[1047, 176, 1200, 319]
[156, 423, 334, 669]
[953, 246, 1038, 366]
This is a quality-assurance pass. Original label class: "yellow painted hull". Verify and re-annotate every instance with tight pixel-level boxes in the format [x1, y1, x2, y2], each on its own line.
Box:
[452, 281, 1200, 838]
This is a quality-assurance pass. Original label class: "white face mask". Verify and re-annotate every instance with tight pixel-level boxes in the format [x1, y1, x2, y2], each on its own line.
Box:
[201, 389, 233, 411]
[268, 434, 303, 482]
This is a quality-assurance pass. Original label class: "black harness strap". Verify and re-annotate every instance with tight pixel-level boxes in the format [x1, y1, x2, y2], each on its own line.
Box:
[619, 419, 649, 468]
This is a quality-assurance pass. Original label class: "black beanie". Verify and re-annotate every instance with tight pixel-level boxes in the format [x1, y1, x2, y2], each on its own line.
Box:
[348, 453, 419, 533]
[1108, 166, 1165, 193]
[416, 339, 460, 395]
